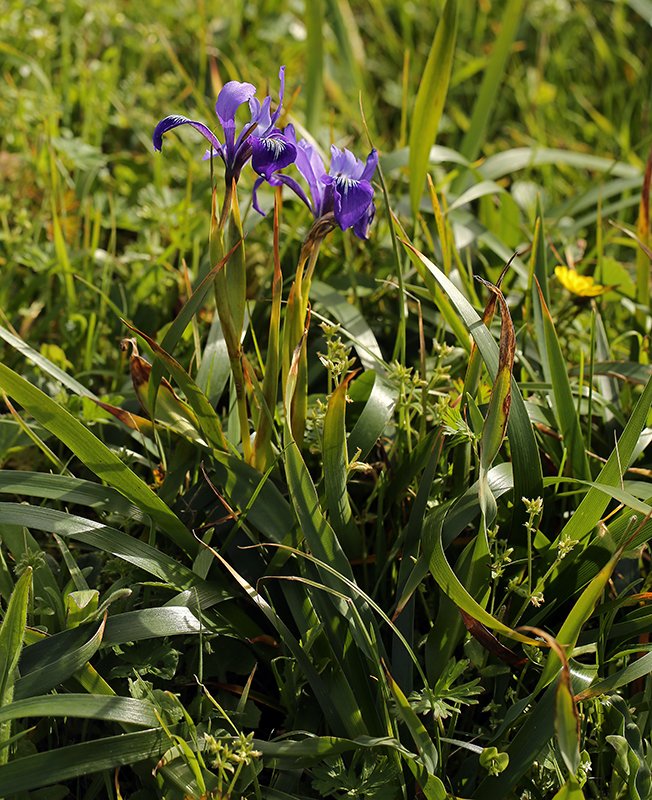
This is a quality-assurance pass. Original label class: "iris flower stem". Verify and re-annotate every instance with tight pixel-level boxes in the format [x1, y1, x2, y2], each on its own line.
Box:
[282, 228, 328, 446]
[210, 186, 252, 462]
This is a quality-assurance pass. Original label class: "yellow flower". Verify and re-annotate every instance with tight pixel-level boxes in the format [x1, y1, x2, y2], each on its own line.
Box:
[554, 266, 614, 297]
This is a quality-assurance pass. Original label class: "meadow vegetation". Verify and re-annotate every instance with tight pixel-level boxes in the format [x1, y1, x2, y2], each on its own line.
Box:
[1, 0, 652, 798]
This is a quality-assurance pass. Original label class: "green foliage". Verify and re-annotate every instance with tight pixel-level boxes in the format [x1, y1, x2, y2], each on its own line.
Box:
[2, 0, 652, 798]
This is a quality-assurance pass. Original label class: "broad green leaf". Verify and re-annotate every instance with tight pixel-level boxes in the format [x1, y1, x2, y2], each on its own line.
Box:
[569, 361, 652, 385]
[534, 280, 591, 481]
[446, 180, 506, 213]
[635, 146, 651, 323]
[478, 147, 641, 182]
[0, 362, 196, 555]
[0, 326, 96, 400]
[551, 778, 586, 800]
[255, 733, 415, 769]
[0, 727, 170, 795]
[576, 650, 652, 700]
[347, 370, 397, 461]
[304, 0, 324, 132]
[0, 503, 228, 612]
[102, 607, 203, 646]
[408, 0, 458, 218]
[14, 616, 105, 700]
[195, 313, 230, 405]
[0, 695, 159, 727]
[253, 196, 283, 472]
[477, 278, 515, 525]
[210, 451, 294, 544]
[66, 589, 99, 628]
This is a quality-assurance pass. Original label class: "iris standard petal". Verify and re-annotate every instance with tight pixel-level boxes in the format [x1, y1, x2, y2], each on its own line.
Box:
[215, 81, 257, 150]
[332, 177, 374, 231]
[270, 65, 286, 127]
[329, 145, 363, 178]
[359, 149, 379, 182]
[251, 134, 297, 180]
[153, 115, 222, 153]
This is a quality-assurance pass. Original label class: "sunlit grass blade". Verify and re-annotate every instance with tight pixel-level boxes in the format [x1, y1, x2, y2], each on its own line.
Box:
[548, 367, 652, 561]
[0, 695, 158, 727]
[476, 277, 515, 526]
[0, 567, 31, 765]
[456, 0, 525, 167]
[252, 193, 282, 472]
[401, 241, 543, 529]
[423, 507, 540, 647]
[385, 665, 439, 778]
[534, 279, 591, 481]
[0, 362, 196, 554]
[0, 502, 227, 606]
[0, 325, 97, 399]
[304, 0, 324, 132]
[408, 0, 458, 219]
[635, 146, 652, 329]
[346, 371, 397, 461]
[323, 373, 361, 559]
[551, 778, 586, 799]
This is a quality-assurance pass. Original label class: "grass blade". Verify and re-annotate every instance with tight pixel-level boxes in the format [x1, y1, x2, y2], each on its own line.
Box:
[0, 362, 196, 555]
[323, 374, 360, 558]
[408, 0, 458, 219]
[0, 568, 31, 765]
[457, 0, 525, 166]
[534, 279, 591, 481]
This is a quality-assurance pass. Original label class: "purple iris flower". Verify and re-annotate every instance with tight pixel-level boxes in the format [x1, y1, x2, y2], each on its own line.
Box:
[253, 124, 378, 239]
[153, 67, 296, 185]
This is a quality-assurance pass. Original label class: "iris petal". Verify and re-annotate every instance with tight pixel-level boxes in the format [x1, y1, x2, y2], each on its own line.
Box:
[251, 135, 297, 180]
[270, 66, 286, 127]
[353, 202, 375, 240]
[153, 115, 222, 153]
[215, 81, 257, 151]
[332, 177, 374, 231]
[360, 149, 378, 182]
[329, 145, 363, 178]
[296, 139, 328, 215]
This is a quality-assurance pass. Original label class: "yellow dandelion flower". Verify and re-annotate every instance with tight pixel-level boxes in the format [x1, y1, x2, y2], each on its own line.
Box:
[554, 266, 614, 297]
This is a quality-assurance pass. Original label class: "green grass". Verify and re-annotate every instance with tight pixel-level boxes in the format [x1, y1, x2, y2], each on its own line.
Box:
[1, 0, 652, 798]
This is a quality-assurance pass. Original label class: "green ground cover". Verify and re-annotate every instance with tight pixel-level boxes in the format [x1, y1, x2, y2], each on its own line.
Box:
[1, 0, 652, 797]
